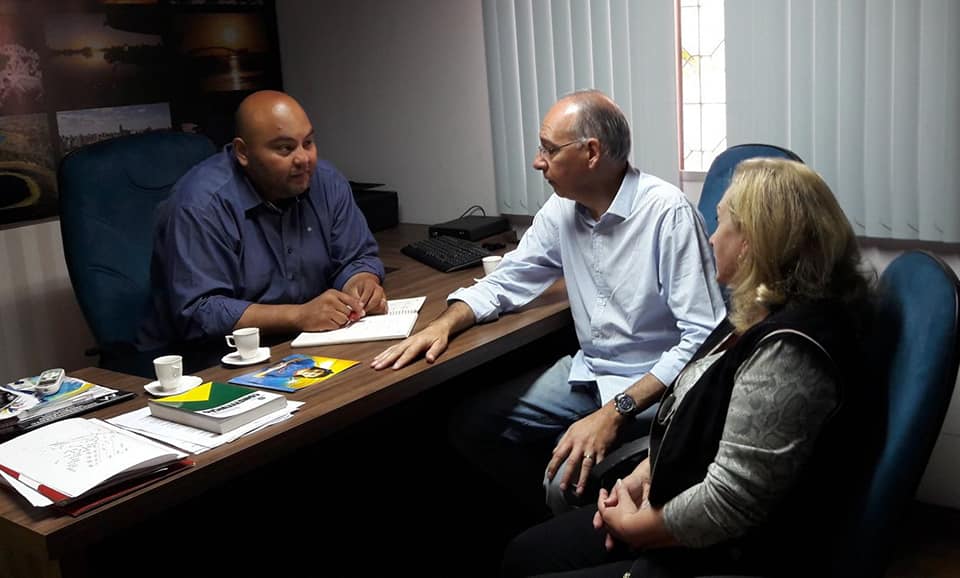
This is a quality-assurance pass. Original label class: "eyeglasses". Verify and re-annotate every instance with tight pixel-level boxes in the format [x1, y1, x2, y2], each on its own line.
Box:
[536, 139, 584, 159]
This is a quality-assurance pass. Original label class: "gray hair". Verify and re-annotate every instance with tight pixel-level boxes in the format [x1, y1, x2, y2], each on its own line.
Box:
[564, 89, 631, 163]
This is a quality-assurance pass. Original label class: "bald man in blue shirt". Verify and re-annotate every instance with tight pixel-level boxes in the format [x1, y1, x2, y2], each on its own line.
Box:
[139, 91, 386, 352]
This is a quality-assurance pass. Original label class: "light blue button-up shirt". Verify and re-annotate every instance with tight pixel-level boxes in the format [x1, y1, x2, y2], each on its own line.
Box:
[450, 167, 725, 404]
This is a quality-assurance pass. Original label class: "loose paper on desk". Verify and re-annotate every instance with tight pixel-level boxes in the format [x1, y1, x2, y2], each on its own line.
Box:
[291, 296, 427, 347]
[109, 402, 303, 453]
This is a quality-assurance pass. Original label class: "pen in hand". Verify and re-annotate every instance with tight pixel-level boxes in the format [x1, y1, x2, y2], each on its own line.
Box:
[343, 307, 361, 328]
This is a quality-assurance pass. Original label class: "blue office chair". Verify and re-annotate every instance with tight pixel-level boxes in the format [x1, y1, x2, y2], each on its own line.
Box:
[829, 250, 960, 577]
[58, 130, 216, 373]
[697, 144, 803, 236]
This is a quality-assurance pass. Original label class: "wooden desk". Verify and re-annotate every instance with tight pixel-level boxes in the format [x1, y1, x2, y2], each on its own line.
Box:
[0, 224, 571, 578]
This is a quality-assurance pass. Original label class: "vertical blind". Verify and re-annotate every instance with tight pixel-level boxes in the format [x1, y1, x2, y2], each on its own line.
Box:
[726, 0, 960, 242]
[483, 0, 680, 216]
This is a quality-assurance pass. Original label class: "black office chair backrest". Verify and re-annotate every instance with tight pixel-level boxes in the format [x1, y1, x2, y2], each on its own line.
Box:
[59, 130, 216, 350]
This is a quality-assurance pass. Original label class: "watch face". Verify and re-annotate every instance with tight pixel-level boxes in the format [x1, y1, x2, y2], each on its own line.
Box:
[616, 393, 637, 415]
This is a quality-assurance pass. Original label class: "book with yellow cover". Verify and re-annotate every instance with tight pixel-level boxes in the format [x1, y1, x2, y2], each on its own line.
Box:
[228, 354, 359, 393]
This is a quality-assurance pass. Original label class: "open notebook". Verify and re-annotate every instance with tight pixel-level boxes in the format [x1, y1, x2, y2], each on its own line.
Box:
[291, 296, 427, 347]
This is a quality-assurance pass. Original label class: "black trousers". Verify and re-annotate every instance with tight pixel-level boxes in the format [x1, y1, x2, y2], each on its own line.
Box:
[501, 506, 750, 578]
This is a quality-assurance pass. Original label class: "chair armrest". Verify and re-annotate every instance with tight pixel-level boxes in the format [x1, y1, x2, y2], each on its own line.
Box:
[589, 436, 650, 492]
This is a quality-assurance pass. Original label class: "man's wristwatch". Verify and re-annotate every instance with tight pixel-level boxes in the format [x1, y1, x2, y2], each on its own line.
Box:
[614, 392, 640, 418]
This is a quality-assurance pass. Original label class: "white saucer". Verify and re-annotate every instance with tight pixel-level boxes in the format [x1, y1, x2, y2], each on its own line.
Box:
[145, 375, 203, 397]
[221, 347, 271, 366]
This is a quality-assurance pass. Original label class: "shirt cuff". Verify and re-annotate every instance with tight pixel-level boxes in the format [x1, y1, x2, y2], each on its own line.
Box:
[334, 260, 385, 290]
[448, 284, 501, 323]
[595, 374, 637, 406]
[194, 296, 251, 340]
[648, 353, 688, 389]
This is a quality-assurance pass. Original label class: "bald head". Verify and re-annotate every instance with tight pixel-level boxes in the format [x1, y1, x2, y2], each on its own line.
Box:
[232, 90, 317, 202]
[235, 90, 309, 144]
[558, 89, 631, 163]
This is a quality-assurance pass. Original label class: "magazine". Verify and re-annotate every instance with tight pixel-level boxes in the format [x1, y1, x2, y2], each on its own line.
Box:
[1, 375, 102, 421]
[0, 376, 131, 436]
[228, 353, 359, 393]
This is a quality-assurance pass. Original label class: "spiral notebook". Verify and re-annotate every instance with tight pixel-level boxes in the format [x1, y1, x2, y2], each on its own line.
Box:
[290, 296, 427, 347]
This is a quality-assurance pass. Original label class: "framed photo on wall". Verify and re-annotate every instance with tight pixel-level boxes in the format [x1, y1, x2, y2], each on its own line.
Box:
[0, 0, 281, 227]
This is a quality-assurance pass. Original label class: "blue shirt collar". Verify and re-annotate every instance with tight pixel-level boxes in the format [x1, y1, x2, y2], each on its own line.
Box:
[222, 143, 268, 213]
[224, 143, 308, 214]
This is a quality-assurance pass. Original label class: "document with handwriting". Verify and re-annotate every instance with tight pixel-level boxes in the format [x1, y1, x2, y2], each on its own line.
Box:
[291, 296, 427, 347]
[0, 418, 185, 502]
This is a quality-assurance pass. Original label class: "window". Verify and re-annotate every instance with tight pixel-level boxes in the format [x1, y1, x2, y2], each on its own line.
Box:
[679, 0, 726, 172]
[484, 0, 959, 241]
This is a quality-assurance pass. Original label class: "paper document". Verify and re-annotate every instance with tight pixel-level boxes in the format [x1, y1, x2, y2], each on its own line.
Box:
[109, 403, 303, 453]
[291, 296, 427, 347]
[0, 418, 186, 502]
[0, 470, 53, 507]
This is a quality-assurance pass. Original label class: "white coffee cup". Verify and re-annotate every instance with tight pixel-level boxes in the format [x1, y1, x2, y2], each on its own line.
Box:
[225, 327, 260, 360]
[153, 355, 183, 392]
[482, 255, 503, 276]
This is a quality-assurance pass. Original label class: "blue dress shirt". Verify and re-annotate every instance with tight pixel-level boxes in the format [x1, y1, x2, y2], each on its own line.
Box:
[138, 145, 384, 349]
[450, 166, 726, 404]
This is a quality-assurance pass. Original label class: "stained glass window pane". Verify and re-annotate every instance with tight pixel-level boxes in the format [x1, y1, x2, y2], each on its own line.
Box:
[680, 0, 725, 171]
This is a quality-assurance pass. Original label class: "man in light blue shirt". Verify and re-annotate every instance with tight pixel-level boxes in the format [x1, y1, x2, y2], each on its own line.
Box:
[372, 90, 724, 512]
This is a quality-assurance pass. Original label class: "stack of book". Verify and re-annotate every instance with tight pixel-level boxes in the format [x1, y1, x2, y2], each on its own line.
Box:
[147, 381, 288, 434]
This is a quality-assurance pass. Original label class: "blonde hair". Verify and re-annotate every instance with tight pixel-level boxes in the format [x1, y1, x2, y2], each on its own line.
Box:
[723, 158, 869, 332]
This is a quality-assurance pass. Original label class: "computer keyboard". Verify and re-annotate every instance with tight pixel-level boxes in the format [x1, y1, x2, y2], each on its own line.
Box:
[401, 235, 493, 273]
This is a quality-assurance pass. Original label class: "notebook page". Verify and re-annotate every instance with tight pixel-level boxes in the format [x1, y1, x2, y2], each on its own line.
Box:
[386, 296, 427, 315]
[290, 296, 427, 347]
[0, 418, 183, 499]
